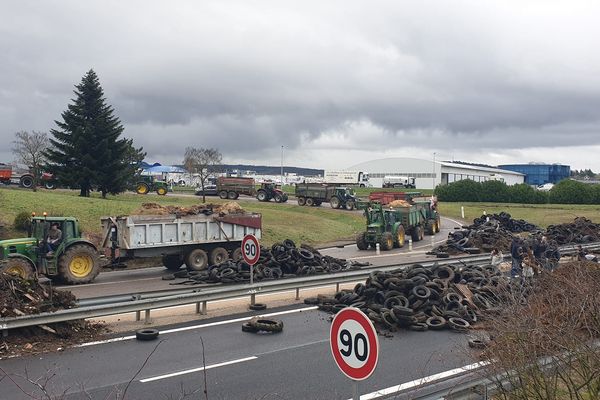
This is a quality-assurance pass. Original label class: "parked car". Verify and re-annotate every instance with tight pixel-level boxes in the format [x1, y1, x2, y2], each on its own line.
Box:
[195, 184, 218, 196]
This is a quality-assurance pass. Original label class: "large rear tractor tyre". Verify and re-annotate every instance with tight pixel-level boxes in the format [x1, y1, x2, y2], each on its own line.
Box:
[162, 255, 182, 271]
[58, 244, 100, 284]
[19, 175, 34, 188]
[297, 197, 306, 206]
[186, 248, 209, 271]
[395, 225, 406, 248]
[356, 232, 369, 250]
[210, 247, 229, 265]
[136, 182, 150, 195]
[436, 216, 441, 233]
[219, 190, 228, 199]
[257, 191, 268, 202]
[1, 258, 35, 279]
[411, 226, 424, 242]
[345, 200, 355, 211]
[330, 196, 340, 209]
[306, 198, 315, 206]
[156, 186, 168, 196]
[380, 232, 394, 251]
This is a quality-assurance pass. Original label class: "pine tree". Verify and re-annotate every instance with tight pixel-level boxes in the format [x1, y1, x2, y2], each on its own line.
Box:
[46, 70, 142, 198]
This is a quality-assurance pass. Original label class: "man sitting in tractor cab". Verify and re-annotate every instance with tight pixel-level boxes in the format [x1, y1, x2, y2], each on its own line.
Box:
[46, 222, 62, 256]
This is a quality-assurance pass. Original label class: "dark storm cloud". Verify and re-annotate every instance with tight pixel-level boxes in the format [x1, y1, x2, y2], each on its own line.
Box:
[1, 1, 600, 168]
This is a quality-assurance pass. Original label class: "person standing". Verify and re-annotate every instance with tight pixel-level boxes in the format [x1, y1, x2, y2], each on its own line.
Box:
[510, 237, 523, 278]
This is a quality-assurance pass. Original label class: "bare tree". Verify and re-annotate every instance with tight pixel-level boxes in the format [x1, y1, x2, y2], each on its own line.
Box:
[12, 131, 49, 191]
[183, 147, 222, 203]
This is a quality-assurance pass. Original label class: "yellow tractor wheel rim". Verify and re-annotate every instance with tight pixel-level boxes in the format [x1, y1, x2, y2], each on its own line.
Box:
[69, 255, 93, 278]
[6, 265, 27, 278]
[136, 184, 148, 194]
[398, 231, 405, 246]
[157, 187, 167, 195]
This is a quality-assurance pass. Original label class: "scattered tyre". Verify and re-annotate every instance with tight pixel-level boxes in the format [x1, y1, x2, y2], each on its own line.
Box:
[248, 318, 283, 333]
[249, 303, 267, 311]
[242, 322, 258, 333]
[136, 329, 159, 341]
[162, 255, 182, 271]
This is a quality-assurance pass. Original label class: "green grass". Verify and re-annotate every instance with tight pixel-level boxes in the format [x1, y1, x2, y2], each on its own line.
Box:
[438, 202, 600, 227]
[0, 188, 364, 246]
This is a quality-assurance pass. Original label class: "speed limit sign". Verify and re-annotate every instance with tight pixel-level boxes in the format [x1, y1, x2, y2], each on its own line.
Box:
[241, 234, 260, 265]
[330, 307, 379, 381]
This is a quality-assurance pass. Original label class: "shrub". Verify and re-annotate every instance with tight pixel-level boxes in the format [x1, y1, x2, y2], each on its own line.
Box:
[13, 211, 31, 232]
[548, 180, 593, 204]
[480, 180, 510, 203]
[435, 179, 482, 202]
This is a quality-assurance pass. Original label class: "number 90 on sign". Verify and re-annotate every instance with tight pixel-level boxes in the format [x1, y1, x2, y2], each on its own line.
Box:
[241, 234, 260, 265]
[338, 320, 369, 368]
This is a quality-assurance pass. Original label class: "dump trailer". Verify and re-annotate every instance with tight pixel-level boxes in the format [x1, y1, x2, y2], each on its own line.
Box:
[0, 163, 56, 189]
[216, 177, 288, 202]
[356, 202, 437, 251]
[295, 184, 358, 210]
[101, 212, 262, 271]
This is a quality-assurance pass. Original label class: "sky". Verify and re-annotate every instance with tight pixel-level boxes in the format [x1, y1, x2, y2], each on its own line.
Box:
[1, 1, 600, 171]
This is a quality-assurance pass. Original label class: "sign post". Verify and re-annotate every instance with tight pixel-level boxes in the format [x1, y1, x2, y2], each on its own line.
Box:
[241, 234, 260, 301]
[330, 307, 379, 399]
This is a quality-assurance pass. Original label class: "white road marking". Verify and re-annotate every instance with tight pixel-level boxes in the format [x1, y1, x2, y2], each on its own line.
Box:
[354, 361, 490, 400]
[76, 306, 318, 347]
[139, 356, 258, 383]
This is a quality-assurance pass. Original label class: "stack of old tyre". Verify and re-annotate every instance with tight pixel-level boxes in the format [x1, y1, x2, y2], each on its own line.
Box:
[170, 240, 360, 284]
[472, 212, 539, 234]
[546, 217, 600, 245]
[312, 262, 507, 332]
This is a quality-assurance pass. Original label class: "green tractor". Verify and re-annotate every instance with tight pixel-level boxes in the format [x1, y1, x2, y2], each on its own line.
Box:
[330, 187, 358, 210]
[0, 216, 101, 284]
[356, 201, 439, 251]
[135, 175, 169, 196]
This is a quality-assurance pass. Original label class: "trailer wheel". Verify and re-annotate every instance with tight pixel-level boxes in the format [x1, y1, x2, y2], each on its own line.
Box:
[395, 225, 406, 248]
[231, 248, 242, 261]
[219, 190, 228, 199]
[356, 232, 369, 250]
[297, 197, 306, 206]
[345, 200, 355, 211]
[210, 247, 229, 265]
[227, 191, 238, 200]
[20, 175, 34, 188]
[186, 248, 209, 271]
[306, 198, 315, 206]
[257, 190, 268, 201]
[380, 232, 394, 251]
[162, 255, 182, 271]
[1, 258, 34, 279]
[330, 196, 340, 209]
[58, 244, 100, 284]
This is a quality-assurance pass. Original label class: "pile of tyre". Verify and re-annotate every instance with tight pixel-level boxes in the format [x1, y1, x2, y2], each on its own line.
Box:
[472, 212, 539, 234]
[310, 262, 507, 332]
[168, 240, 366, 284]
[546, 217, 600, 245]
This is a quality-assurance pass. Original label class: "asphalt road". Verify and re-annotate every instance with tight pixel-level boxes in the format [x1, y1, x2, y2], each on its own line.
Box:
[0, 305, 476, 400]
[59, 216, 465, 300]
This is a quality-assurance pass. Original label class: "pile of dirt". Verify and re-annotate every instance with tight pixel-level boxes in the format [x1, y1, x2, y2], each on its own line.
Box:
[0, 273, 107, 357]
[546, 217, 600, 245]
[388, 200, 412, 208]
[134, 202, 246, 217]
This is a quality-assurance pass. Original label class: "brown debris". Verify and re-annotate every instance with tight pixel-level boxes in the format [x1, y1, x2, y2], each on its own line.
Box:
[134, 202, 246, 217]
[388, 200, 412, 208]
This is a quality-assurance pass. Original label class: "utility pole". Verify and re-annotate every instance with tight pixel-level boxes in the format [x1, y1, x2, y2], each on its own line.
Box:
[280, 145, 284, 187]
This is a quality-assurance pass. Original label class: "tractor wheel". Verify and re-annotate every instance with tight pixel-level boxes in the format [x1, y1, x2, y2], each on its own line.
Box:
[274, 194, 283, 203]
[58, 244, 100, 284]
[436, 216, 441, 233]
[44, 181, 56, 190]
[297, 197, 306, 206]
[356, 232, 369, 250]
[395, 225, 406, 248]
[210, 247, 229, 265]
[330, 196, 340, 209]
[257, 191, 268, 201]
[281, 195, 288, 203]
[186, 248, 208, 271]
[345, 200, 355, 211]
[380, 232, 394, 251]
[231, 248, 243, 261]
[306, 198, 315, 206]
[411, 226, 424, 242]
[219, 190, 228, 199]
[20, 175, 34, 188]
[426, 219, 436, 235]
[156, 186, 168, 196]
[162, 255, 182, 271]
[136, 182, 150, 195]
[1, 258, 34, 279]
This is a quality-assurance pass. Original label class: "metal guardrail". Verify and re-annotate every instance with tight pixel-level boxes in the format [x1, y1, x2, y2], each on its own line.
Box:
[1, 242, 598, 335]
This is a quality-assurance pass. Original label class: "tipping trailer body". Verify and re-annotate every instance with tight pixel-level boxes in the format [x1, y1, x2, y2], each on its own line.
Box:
[216, 177, 256, 199]
[101, 212, 262, 270]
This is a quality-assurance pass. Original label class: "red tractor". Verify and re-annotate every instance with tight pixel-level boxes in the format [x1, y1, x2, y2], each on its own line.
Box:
[0, 163, 56, 189]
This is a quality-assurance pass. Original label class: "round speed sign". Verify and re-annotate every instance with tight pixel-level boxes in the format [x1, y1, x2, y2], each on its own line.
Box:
[330, 307, 379, 381]
[241, 234, 260, 265]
